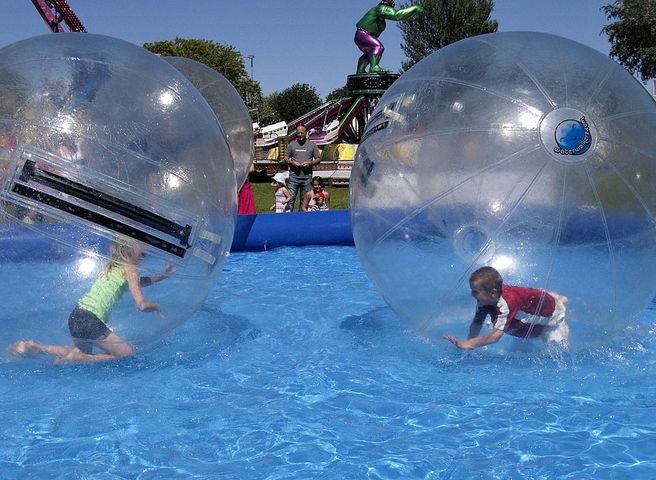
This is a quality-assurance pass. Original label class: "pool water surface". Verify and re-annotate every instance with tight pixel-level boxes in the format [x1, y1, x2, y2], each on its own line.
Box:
[1, 246, 656, 479]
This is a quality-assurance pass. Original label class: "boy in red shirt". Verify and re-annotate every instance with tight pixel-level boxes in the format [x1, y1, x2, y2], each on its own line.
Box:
[443, 266, 569, 350]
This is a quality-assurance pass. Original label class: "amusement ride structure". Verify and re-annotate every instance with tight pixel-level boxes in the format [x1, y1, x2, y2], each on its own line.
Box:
[30, 0, 86, 33]
[19, 0, 420, 250]
[252, 1, 425, 183]
[28, 1, 407, 184]
[252, 73, 398, 183]
[254, 74, 398, 150]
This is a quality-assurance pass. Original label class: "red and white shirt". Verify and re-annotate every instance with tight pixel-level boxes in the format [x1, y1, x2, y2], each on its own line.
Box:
[473, 285, 556, 338]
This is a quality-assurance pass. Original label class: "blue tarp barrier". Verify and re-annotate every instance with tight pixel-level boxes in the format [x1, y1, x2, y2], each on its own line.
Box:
[0, 210, 355, 261]
[231, 210, 354, 251]
[1, 208, 648, 261]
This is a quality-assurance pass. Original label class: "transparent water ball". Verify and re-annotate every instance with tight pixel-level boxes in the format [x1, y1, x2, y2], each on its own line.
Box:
[0, 34, 236, 356]
[351, 32, 656, 346]
[164, 56, 253, 188]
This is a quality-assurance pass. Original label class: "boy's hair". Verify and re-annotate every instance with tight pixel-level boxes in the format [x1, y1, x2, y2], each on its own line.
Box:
[469, 266, 502, 292]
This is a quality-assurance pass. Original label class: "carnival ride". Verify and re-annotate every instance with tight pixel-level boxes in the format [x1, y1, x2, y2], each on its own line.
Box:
[254, 73, 398, 150]
[30, 0, 86, 32]
[20, 1, 398, 249]
[253, 73, 399, 185]
[28, 0, 396, 185]
[254, 95, 375, 149]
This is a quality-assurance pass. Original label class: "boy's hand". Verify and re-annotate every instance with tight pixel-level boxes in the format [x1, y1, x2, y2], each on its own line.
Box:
[442, 335, 471, 350]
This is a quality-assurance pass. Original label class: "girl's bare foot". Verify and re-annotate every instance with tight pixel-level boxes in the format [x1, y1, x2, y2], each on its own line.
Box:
[8, 340, 42, 356]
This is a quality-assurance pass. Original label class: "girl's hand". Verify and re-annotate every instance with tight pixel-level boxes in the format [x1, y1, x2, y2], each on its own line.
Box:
[146, 301, 166, 320]
[139, 300, 161, 313]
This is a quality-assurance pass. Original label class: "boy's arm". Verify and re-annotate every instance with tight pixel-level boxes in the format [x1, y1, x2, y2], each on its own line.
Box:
[443, 328, 504, 350]
[468, 322, 482, 339]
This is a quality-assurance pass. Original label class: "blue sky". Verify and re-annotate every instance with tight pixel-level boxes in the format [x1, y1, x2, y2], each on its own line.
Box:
[3, 1, 648, 99]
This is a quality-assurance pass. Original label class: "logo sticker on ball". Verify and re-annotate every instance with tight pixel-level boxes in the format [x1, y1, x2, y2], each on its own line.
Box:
[538, 107, 597, 164]
[553, 116, 591, 156]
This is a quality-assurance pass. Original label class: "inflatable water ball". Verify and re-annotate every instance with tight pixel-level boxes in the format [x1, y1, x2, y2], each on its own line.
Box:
[0, 34, 236, 355]
[165, 56, 254, 188]
[351, 32, 656, 346]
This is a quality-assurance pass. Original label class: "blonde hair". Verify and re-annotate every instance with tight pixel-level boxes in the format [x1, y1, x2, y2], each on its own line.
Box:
[102, 240, 140, 275]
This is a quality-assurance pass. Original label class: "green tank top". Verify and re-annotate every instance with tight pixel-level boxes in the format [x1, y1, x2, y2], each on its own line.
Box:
[78, 264, 128, 323]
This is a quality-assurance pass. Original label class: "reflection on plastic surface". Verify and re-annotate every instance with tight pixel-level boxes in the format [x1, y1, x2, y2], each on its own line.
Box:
[0, 34, 236, 355]
[351, 32, 656, 346]
[165, 56, 253, 188]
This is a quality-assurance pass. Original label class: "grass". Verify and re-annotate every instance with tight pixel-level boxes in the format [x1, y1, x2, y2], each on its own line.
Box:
[249, 180, 350, 213]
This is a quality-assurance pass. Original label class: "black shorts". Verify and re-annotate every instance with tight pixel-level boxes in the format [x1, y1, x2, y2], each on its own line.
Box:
[68, 306, 111, 353]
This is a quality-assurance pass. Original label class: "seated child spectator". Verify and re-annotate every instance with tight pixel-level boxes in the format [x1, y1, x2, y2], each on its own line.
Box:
[270, 172, 291, 213]
[443, 266, 569, 350]
[309, 191, 329, 211]
[302, 176, 331, 212]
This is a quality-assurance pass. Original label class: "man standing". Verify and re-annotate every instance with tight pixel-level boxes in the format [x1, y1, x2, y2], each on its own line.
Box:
[354, 0, 424, 73]
[284, 125, 320, 211]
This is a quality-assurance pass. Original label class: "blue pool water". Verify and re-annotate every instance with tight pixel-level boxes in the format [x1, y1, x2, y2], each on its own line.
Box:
[2, 246, 656, 479]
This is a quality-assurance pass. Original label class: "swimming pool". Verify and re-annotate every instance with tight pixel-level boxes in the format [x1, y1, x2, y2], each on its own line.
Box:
[2, 246, 656, 478]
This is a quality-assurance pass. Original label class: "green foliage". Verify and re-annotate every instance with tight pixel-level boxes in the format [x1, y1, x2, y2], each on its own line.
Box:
[143, 37, 263, 111]
[0, 69, 24, 116]
[326, 85, 350, 102]
[602, 0, 656, 80]
[398, 0, 498, 70]
[266, 83, 322, 123]
[253, 97, 280, 127]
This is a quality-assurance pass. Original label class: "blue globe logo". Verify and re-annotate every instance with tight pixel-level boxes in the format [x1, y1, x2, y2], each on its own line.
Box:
[553, 117, 591, 155]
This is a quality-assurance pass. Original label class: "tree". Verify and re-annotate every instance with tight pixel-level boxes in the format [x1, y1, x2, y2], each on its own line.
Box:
[326, 85, 350, 102]
[253, 95, 280, 127]
[602, 0, 656, 80]
[143, 37, 263, 112]
[266, 83, 322, 123]
[398, 0, 498, 70]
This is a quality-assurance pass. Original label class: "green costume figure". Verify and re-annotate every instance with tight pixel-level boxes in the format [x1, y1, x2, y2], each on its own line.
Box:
[354, 0, 424, 73]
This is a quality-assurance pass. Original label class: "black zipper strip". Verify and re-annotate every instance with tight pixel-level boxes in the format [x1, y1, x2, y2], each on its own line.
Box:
[12, 182, 187, 257]
[19, 159, 192, 247]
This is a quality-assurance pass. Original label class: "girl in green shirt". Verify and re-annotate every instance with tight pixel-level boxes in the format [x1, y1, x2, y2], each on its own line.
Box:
[10, 241, 173, 363]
